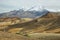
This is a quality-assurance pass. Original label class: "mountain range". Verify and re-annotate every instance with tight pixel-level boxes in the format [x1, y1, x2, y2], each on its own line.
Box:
[0, 6, 49, 18]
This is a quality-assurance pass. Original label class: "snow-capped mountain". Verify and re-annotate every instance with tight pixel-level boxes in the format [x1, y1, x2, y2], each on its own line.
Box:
[0, 6, 49, 18]
[27, 6, 44, 11]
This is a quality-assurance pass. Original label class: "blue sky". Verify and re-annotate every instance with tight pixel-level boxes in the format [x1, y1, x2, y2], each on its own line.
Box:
[0, 0, 60, 13]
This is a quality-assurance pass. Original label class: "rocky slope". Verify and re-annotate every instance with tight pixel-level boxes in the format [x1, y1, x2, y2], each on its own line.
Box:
[0, 9, 49, 18]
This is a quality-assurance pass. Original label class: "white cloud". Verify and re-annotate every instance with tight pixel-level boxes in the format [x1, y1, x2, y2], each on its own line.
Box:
[0, 0, 60, 13]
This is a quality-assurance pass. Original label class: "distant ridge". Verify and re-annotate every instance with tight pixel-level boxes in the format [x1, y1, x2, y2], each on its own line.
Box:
[0, 7, 49, 18]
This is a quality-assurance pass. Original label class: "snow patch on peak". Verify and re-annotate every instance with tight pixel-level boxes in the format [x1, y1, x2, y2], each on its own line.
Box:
[27, 6, 45, 11]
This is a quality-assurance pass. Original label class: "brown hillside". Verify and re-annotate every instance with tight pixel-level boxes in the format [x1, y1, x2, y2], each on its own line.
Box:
[0, 17, 32, 30]
[41, 12, 59, 18]
[0, 12, 60, 34]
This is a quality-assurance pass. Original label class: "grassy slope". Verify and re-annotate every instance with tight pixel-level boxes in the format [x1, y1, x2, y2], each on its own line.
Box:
[28, 33, 60, 40]
[0, 31, 38, 40]
[0, 12, 60, 34]
[1, 31, 60, 40]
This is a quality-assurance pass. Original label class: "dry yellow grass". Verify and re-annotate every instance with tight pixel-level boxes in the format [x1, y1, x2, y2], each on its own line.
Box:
[8, 28, 23, 33]
[0, 31, 60, 40]
[28, 33, 60, 40]
[0, 31, 38, 40]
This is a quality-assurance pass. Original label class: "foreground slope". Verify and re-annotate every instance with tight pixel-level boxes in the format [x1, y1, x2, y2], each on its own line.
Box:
[0, 31, 38, 40]
[1, 31, 60, 40]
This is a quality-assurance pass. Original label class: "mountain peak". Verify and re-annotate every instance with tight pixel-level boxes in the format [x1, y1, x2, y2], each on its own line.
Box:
[27, 6, 45, 11]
